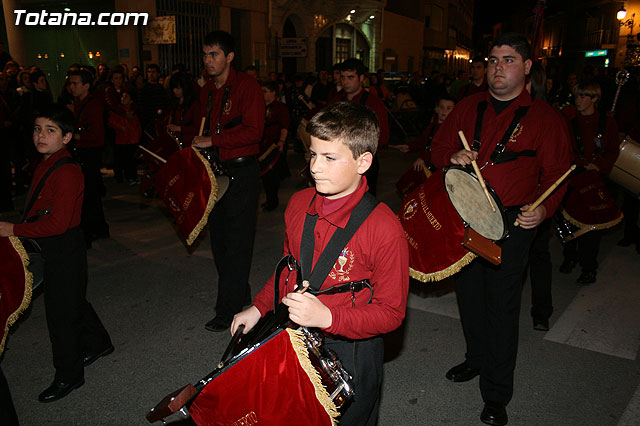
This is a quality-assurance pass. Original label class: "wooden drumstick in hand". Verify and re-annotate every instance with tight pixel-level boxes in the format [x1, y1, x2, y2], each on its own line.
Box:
[198, 117, 206, 137]
[458, 130, 496, 212]
[514, 165, 576, 227]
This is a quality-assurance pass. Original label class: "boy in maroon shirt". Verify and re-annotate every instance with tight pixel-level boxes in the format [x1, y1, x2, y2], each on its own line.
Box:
[231, 102, 409, 425]
[0, 104, 113, 403]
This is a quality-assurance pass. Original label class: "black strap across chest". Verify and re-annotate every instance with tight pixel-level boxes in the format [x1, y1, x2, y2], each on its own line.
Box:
[300, 192, 379, 292]
[571, 113, 607, 156]
[21, 157, 76, 222]
[472, 100, 534, 164]
[359, 90, 370, 106]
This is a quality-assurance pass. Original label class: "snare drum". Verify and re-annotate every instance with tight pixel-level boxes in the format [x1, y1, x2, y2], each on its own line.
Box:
[147, 325, 350, 426]
[609, 136, 640, 197]
[399, 167, 506, 282]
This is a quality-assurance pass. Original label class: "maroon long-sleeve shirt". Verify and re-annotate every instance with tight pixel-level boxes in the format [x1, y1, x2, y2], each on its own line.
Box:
[431, 89, 572, 218]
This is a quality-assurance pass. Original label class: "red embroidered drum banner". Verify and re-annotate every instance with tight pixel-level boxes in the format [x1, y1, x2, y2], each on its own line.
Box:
[395, 165, 431, 199]
[398, 170, 475, 282]
[155, 147, 219, 245]
[189, 329, 338, 426]
[562, 169, 623, 230]
[0, 236, 32, 356]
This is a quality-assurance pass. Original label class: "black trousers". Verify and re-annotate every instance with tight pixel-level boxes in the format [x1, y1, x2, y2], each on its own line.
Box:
[38, 227, 112, 382]
[75, 147, 109, 238]
[113, 144, 138, 182]
[563, 229, 601, 272]
[455, 210, 534, 405]
[529, 219, 553, 321]
[325, 336, 384, 426]
[0, 366, 19, 426]
[209, 158, 259, 322]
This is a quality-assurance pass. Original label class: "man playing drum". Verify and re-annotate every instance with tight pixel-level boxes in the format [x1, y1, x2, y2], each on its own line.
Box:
[192, 31, 265, 332]
[232, 102, 409, 426]
[430, 33, 572, 426]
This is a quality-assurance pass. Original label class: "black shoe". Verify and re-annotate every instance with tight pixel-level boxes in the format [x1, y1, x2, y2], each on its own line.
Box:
[559, 259, 577, 274]
[533, 318, 549, 331]
[38, 379, 84, 403]
[205, 316, 230, 332]
[83, 344, 114, 367]
[445, 361, 479, 382]
[481, 402, 508, 426]
[577, 270, 597, 284]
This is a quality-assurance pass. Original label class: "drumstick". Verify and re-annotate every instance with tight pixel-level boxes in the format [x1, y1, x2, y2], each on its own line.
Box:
[458, 131, 496, 212]
[198, 117, 206, 137]
[514, 165, 576, 226]
[138, 145, 167, 163]
[258, 144, 278, 162]
[144, 130, 155, 141]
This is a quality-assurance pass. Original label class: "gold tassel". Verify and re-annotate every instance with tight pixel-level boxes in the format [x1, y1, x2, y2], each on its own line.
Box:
[561, 209, 623, 231]
[409, 251, 477, 283]
[1, 237, 34, 356]
[186, 147, 219, 245]
[286, 328, 340, 425]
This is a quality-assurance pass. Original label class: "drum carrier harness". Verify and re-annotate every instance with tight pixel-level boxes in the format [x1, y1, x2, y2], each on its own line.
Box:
[471, 100, 533, 168]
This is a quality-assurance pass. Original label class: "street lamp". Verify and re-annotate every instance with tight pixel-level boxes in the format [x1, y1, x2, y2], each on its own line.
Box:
[618, 7, 635, 35]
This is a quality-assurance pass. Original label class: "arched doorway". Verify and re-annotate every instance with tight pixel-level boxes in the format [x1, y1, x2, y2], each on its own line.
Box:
[282, 14, 305, 75]
[315, 23, 370, 70]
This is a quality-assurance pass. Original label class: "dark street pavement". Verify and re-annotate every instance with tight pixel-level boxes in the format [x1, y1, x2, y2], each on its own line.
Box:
[2, 147, 639, 426]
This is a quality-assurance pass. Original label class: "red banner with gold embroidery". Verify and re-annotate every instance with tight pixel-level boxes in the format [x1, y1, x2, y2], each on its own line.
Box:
[398, 170, 476, 282]
[155, 147, 219, 245]
[562, 169, 623, 230]
[189, 329, 338, 426]
[0, 236, 33, 356]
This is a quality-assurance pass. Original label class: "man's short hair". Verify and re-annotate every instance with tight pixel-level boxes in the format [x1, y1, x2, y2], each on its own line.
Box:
[261, 80, 279, 93]
[34, 103, 75, 136]
[204, 31, 235, 56]
[574, 80, 601, 100]
[307, 102, 379, 158]
[492, 33, 532, 62]
[341, 58, 368, 76]
[146, 64, 160, 73]
[68, 69, 93, 86]
[471, 56, 487, 67]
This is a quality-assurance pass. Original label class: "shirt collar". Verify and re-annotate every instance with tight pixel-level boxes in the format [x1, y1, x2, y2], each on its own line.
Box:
[306, 177, 369, 228]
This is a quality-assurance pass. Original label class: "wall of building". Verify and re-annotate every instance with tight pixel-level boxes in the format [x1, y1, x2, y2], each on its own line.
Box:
[381, 10, 423, 72]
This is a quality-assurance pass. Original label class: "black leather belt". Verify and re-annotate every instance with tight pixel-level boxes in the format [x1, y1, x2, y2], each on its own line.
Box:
[223, 155, 256, 168]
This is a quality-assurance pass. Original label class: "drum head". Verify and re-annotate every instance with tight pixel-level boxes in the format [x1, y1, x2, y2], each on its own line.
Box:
[444, 167, 506, 241]
[216, 175, 230, 200]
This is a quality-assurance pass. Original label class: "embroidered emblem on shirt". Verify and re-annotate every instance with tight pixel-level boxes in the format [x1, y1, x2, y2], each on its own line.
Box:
[509, 123, 523, 143]
[329, 246, 355, 282]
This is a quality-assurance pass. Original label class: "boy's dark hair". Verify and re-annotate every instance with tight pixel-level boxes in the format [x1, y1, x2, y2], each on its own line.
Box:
[471, 56, 487, 66]
[492, 32, 532, 62]
[261, 80, 279, 94]
[146, 64, 160, 73]
[341, 58, 368, 76]
[527, 61, 547, 102]
[34, 103, 75, 136]
[30, 70, 46, 83]
[203, 31, 235, 56]
[307, 102, 379, 158]
[68, 69, 93, 86]
[437, 93, 457, 105]
[169, 72, 197, 108]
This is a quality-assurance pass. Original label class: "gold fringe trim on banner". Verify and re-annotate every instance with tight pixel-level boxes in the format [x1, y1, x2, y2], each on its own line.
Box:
[561, 209, 623, 231]
[286, 328, 340, 426]
[409, 251, 477, 283]
[187, 147, 219, 246]
[1, 237, 34, 356]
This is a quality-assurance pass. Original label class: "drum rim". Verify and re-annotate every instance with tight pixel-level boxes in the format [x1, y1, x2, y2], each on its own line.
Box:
[442, 165, 509, 241]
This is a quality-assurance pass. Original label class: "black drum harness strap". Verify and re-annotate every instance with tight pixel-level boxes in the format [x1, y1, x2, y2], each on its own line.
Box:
[472, 100, 533, 167]
[272, 192, 379, 311]
[571, 112, 607, 158]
